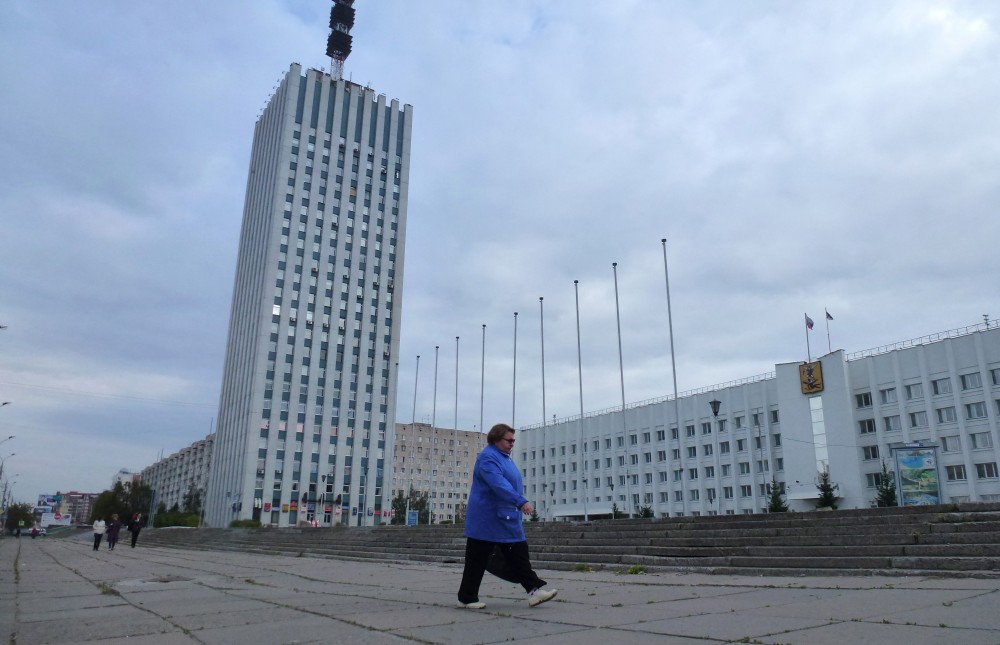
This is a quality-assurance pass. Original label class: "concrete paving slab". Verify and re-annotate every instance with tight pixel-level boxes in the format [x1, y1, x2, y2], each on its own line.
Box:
[758, 619, 1000, 645]
[5, 536, 1000, 645]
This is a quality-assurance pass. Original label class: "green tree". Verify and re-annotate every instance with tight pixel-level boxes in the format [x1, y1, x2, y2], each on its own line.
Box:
[529, 508, 540, 522]
[767, 477, 788, 512]
[182, 484, 203, 515]
[610, 502, 624, 519]
[390, 488, 430, 525]
[638, 505, 655, 518]
[90, 480, 155, 522]
[875, 461, 898, 507]
[816, 468, 838, 510]
[3, 502, 34, 534]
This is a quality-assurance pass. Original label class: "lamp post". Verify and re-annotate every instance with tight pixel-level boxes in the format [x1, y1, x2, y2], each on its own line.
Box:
[754, 407, 765, 513]
[709, 400, 721, 515]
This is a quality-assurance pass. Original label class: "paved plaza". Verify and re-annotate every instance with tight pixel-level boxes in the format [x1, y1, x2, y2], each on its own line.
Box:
[2, 534, 999, 644]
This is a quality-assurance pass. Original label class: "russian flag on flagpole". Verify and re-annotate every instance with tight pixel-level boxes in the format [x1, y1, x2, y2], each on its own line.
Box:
[805, 314, 814, 330]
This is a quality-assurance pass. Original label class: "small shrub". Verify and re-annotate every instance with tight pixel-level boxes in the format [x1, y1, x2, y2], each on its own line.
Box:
[573, 563, 593, 572]
[228, 519, 262, 528]
[626, 565, 645, 575]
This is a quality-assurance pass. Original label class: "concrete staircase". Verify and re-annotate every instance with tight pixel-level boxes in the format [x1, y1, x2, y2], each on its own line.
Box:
[139, 502, 1000, 578]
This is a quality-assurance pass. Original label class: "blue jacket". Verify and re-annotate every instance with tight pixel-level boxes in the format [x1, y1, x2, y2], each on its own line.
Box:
[464, 444, 529, 542]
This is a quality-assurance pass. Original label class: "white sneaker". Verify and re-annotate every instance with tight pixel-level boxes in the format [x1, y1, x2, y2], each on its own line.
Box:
[527, 588, 557, 607]
[458, 600, 486, 609]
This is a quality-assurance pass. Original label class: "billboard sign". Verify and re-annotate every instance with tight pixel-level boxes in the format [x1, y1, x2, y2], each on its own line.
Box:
[893, 445, 941, 506]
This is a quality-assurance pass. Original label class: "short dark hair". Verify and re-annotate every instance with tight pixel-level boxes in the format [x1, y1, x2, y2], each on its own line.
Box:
[486, 423, 515, 445]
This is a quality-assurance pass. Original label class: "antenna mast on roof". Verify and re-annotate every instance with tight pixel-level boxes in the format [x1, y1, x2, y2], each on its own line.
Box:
[326, 0, 355, 80]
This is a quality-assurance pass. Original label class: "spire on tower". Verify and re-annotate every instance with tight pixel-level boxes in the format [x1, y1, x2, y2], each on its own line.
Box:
[326, 0, 355, 80]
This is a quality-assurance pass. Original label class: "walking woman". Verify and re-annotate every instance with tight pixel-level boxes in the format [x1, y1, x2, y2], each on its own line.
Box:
[92, 516, 106, 551]
[457, 423, 556, 609]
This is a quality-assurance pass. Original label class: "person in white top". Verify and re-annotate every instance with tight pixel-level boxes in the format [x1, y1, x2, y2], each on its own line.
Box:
[92, 518, 107, 551]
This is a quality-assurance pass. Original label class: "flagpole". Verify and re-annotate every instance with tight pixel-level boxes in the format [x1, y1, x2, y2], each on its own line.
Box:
[661, 239, 684, 505]
[453, 336, 459, 523]
[512, 311, 518, 427]
[804, 313, 812, 362]
[431, 346, 439, 428]
[479, 324, 486, 435]
[573, 281, 588, 522]
[613, 262, 632, 519]
[406, 355, 420, 523]
[825, 308, 832, 354]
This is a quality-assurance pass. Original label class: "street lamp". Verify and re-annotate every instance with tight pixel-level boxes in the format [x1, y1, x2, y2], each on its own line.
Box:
[753, 407, 765, 514]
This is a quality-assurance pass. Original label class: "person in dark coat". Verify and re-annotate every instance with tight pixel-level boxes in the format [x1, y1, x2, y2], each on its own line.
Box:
[128, 513, 143, 548]
[456, 423, 557, 609]
[106, 514, 123, 550]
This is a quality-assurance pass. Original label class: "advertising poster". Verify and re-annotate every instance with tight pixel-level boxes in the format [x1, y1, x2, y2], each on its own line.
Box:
[893, 445, 941, 506]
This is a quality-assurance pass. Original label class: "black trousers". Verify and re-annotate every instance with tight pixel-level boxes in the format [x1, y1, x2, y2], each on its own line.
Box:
[93, 533, 103, 550]
[458, 537, 546, 604]
[130, 529, 141, 547]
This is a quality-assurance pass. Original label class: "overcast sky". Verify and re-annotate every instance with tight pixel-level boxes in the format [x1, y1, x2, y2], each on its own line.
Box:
[2, 1, 998, 506]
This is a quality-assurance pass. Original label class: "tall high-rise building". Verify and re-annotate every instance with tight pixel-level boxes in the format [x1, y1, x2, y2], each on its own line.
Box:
[204, 53, 412, 527]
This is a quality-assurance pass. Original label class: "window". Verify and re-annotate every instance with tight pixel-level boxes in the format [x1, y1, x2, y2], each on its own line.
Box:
[772, 434, 781, 447]
[970, 432, 993, 450]
[689, 489, 700, 501]
[862, 445, 880, 460]
[932, 378, 952, 395]
[704, 466, 715, 478]
[960, 373, 982, 391]
[756, 460, 769, 473]
[909, 411, 928, 428]
[688, 468, 698, 480]
[936, 407, 957, 423]
[905, 383, 923, 400]
[687, 446, 697, 458]
[941, 435, 961, 452]
[975, 462, 999, 479]
[702, 422, 712, 435]
[642, 432, 651, 444]
[737, 439, 747, 452]
[717, 419, 727, 432]
[992, 368, 1000, 386]
[703, 444, 714, 456]
[740, 485, 752, 497]
[723, 486, 734, 499]
[720, 441, 730, 454]
[770, 410, 780, 424]
[966, 402, 987, 419]
[721, 464, 732, 477]
[739, 462, 751, 475]
[856, 392, 873, 408]
[945, 465, 967, 481]
[670, 427, 678, 440]
[865, 472, 889, 488]
[883, 415, 902, 432]
[674, 491, 683, 502]
[879, 388, 897, 404]
[686, 425, 696, 437]
[859, 419, 877, 434]
[671, 449, 680, 460]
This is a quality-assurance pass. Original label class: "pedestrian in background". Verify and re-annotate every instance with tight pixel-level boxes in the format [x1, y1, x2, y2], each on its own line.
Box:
[106, 514, 122, 550]
[128, 513, 143, 548]
[457, 423, 557, 609]
[92, 517, 106, 551]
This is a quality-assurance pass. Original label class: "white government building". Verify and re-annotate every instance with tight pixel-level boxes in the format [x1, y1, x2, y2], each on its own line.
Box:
[517, 322, 1000, 519]
[203, 60, 412, 528]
